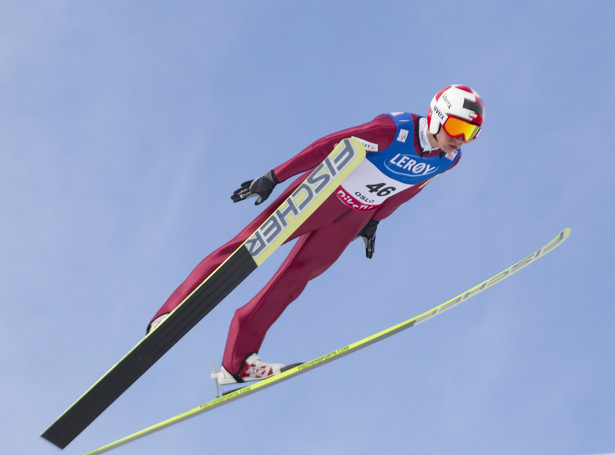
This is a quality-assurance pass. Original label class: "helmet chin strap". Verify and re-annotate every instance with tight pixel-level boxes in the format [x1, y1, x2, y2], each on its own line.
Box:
[420, 117, 441, 152]
[428, 127, 441, 149]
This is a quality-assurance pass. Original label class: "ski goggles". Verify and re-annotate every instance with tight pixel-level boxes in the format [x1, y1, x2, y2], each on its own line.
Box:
[442, 116, 482, 142]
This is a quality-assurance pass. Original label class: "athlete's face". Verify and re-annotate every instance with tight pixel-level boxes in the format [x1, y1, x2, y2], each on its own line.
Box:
[435, 128, 465, 153]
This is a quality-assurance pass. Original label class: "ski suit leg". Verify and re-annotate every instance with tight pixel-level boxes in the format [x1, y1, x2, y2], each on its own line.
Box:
[147, 180, 303, 331]
[222, 205, 373, 374]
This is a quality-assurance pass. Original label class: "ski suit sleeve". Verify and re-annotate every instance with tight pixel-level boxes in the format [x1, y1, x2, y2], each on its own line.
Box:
[273, 114, 397, 183]
[371, 152, 462, 221]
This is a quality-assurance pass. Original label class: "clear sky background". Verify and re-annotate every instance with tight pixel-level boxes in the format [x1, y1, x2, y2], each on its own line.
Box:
[2, 1, 614, 454]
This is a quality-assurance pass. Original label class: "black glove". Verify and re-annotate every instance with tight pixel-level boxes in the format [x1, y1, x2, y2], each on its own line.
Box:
[231, 169, 279, 205]
[357, 219, 379, 259]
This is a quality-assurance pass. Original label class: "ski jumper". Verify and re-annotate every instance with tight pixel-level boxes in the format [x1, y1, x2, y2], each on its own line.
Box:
[148, 112, 461, 375]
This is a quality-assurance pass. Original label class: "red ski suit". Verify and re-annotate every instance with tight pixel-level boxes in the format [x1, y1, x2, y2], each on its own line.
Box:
[149, 113, 461, 375]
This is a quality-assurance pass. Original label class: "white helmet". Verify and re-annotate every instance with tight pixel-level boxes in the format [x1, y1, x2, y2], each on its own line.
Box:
[427, 85, 484, 142]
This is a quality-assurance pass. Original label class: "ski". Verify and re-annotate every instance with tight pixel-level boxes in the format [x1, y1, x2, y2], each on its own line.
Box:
[84, 228, 570, 455]
[41, 137, 366, 450]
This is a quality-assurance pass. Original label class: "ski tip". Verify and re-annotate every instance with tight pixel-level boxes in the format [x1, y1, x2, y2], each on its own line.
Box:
[556, 227, 572, 243]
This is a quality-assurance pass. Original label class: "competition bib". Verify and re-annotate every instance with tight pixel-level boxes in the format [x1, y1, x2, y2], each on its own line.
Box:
[335, 159, 413, 212]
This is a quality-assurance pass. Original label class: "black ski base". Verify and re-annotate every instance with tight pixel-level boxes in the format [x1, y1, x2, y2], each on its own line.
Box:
[42, 247, 257, 449]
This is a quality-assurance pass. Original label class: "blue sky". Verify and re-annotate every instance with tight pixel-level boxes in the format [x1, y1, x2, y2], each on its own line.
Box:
[2, 1, 614, 454]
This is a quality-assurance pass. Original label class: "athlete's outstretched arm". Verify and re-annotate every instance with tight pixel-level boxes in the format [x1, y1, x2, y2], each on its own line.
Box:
[273, 114, 396, 182]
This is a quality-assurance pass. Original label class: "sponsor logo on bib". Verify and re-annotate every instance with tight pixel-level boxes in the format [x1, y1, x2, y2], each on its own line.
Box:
[384, 153, 439, 177]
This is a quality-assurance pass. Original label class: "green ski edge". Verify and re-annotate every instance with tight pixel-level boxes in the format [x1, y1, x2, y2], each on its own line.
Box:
[85, 228, 570, 455]
[42, 137, 366, 449]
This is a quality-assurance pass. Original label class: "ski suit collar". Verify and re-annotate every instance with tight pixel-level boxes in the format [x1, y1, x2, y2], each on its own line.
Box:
[417, 116, 443, 156]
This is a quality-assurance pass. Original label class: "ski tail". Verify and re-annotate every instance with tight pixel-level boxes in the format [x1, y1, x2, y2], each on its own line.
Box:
[83, 228, 570, 455]
[41, 138, 366, 449]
